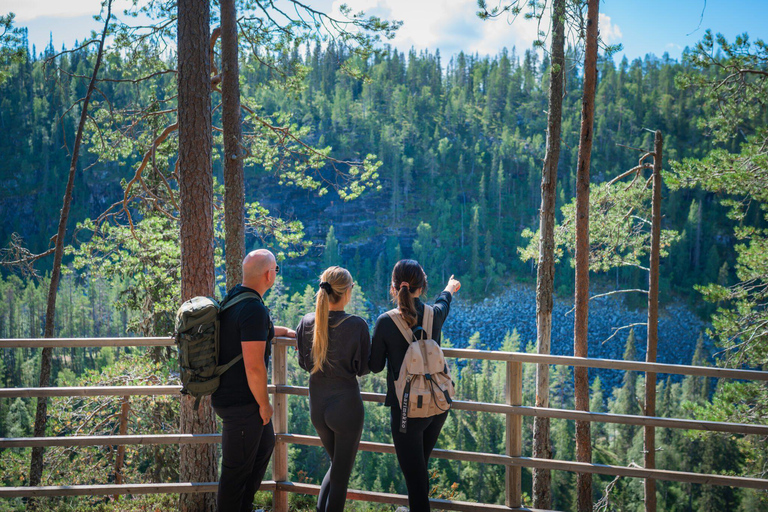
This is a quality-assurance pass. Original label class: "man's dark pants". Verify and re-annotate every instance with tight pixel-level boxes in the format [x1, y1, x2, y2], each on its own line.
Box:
[215, 403, 275, 512]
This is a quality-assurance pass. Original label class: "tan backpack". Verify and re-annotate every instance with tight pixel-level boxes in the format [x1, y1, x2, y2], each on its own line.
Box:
[388, 305, 455, 433]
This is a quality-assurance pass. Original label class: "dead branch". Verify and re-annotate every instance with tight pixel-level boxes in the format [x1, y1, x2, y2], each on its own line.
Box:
[120, 122, 178, 241]
[0, 233, 57, 277]
[608, 163, 653, 186]
[565, 289, 648, 316]
[600, 323, 647, 345]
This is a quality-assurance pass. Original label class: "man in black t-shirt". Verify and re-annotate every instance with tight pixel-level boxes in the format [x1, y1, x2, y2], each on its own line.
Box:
[212, 249, 296, 512]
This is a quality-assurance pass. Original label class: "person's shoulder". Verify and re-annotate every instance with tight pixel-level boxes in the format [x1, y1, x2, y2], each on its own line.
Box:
[373, 311, 397, 329]
[300, 312, 316, 326]
[346, 314, 369, 329]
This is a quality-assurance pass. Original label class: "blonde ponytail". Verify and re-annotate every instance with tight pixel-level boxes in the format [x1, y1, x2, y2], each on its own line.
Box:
[311, 266, 354, 374]
[312, 287, 330, 374]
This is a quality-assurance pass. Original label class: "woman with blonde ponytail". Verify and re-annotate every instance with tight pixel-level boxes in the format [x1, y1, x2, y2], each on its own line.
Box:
[370, 259, 461, 512]
[295, 266, 370, 512]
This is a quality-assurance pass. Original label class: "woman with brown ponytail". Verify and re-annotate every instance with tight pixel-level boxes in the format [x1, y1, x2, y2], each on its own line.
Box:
[370, 259, 461, 512]
[295, 266, 370, 512]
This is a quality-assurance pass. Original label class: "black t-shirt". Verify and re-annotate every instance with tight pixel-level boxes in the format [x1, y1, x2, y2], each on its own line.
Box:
[211, 285, 274, 408]
[296, 311, 371, 380]
[369, 291, 452, 407]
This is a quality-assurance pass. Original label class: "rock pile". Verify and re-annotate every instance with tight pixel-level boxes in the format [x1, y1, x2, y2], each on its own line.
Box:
[392, 284, 711, 391]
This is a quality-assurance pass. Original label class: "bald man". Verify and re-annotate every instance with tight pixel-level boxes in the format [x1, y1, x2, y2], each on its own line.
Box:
[212, 249, 296, 512]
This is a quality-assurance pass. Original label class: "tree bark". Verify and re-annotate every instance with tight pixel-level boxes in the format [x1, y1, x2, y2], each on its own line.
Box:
[645, 130, 663, 512]
[574, 0, 600, 510]
[27, 3, 112, 507]
[532, 0, 565, 508]
[178, 0, 217, 510]
[221, 0, 245, 289]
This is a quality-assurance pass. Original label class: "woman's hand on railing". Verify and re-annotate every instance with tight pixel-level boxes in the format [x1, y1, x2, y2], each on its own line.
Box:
[274, 326, 296, 338]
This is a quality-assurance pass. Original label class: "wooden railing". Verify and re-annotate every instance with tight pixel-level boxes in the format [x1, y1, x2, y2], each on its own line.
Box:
[2, 336, 768, 512]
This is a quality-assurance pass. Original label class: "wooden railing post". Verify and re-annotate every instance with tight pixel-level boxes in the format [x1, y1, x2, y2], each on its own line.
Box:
[506, 360, 523, 508]
[272, 342, 289, 512]
[113, 395, 130, 501]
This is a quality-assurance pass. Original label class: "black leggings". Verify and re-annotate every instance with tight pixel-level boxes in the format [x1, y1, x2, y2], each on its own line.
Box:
[309, 377, 364, 512]
[390, 407, 448, 512]
[214, 403, 275, 512]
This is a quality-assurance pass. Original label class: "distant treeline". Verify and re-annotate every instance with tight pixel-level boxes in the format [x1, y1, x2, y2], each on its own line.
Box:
[0, 272, 755, 511]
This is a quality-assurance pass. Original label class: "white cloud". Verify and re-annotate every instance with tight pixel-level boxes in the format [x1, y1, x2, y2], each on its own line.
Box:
[1, 0, 104, 22]
[598, 13, 622, 44]
[330, 0, 543, 59]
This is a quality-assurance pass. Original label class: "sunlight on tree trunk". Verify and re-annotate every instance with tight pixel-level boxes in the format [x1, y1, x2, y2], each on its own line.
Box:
[532, 0, 565, 508]
[574, 0, 600, 509]
[221, 0, 245, 289]
[178, 0, 217, 509]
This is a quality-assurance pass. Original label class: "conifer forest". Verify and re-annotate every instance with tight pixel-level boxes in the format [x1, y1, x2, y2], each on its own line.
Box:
[0, 0, 767, 510]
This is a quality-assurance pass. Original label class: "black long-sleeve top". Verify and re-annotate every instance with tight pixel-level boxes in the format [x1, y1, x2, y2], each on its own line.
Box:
[369, 291, 452, 407]
[296, 311, 371, 380]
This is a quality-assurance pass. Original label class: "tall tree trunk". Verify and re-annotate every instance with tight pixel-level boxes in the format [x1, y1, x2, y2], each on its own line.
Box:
[178, 0, 217, 510]
[532, 0, 565, 508]
[221, 0, 245, 289]
[27, 4, 112, 507]
[574, 0, 600, 510]
[645, 131, 663, 512]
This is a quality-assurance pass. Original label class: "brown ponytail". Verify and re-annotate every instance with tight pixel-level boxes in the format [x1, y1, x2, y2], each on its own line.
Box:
[390, 259, 427, 328]
[312, 266, 354, 374]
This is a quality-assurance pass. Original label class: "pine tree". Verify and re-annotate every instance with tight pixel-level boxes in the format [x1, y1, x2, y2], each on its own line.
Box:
[323, 225, 340, 268]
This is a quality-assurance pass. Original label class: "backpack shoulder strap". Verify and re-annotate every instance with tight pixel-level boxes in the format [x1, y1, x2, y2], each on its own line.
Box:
[214, 352, 242, 376]
[215, 292, 259, 373]
[422, 305, 434, 340]
[386, 309, 415, 343]
[220, 291, 260, 312]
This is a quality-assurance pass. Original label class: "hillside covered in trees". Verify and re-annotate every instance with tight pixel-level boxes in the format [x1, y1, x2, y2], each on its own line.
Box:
[1, 3, 767, 510]
[0, 38, 749, 309]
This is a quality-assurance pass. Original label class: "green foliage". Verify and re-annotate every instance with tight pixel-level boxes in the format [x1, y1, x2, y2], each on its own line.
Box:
[520, 180, 680, 273]
[666, 33, 768, 491]
[323, 225, 340, 268]
[0, 13, 25, 84]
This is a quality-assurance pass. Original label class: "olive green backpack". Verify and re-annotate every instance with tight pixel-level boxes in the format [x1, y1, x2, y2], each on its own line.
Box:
[174, 292, 259, 409]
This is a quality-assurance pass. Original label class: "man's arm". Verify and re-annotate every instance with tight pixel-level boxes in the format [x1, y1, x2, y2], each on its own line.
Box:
[242, 340, 273, 425]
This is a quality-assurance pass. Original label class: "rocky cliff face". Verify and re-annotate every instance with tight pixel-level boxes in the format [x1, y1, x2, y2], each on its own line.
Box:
[368, 283, 710, 391]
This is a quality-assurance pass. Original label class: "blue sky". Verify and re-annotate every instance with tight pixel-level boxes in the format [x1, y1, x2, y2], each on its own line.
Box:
[2, 0, 767, 63]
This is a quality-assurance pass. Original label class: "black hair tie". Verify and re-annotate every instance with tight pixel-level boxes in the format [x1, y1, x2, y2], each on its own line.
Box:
[319, 282, 333, 293]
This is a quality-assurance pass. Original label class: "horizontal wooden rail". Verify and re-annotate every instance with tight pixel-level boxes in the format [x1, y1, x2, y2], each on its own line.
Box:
[0, 479, 547, 511]
[441, 348, 768, 381]
[0, 481, 245, 498]
[1, 337, 175, 348]
[279, 434, 768, 490]
[3, 434, 766, 497]
[0, 386, 182, 398]
[274, 481, 548, 512]
[0, 434, 221, 448]
[273, 385, 768, 436]
[518, 457, 768, 490]
[3, 337, 767, 380]
[3, 384, 766, 436]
